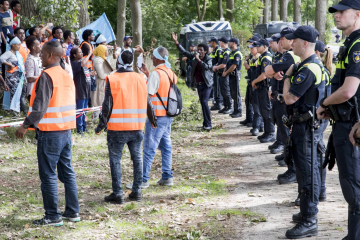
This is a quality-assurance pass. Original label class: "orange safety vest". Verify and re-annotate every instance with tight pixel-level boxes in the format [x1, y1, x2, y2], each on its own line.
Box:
[28, 65, 76, 131]
[106, 72, 148, 131]
[19, 43, 29, 63]
[80, 41, 94, 70]
[150, 65, 178, 117]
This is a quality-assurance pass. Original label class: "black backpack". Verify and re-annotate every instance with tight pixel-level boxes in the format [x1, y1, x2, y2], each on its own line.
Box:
[156, 69, 183, 117]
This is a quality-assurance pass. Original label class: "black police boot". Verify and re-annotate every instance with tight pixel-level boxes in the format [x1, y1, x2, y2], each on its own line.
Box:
[251, 128, 259, 136]
[211, 104, 222, 111]
[240, 119, 249, 125]
[259, 126, 264, 132]
[292, 212, 303, 223]
[257, 132, 267, 140]
[319, 191, 326, 202]
[295, 195, 301, 206]
[230, 112, 242, 118]
[277, 170, 289, 180]
[278, 160, 287, 167]
[223, 108, 233, 114]
[275, 153, 284, 161]
[271, 145, 284, 154]
[260, 134, 276, 143]
[268, 141, 281, 150]
[278, 171, 297, 184]
[246, 122, 253, 127]
[285, 215, 318, 239]
[218, 107, 227, 113]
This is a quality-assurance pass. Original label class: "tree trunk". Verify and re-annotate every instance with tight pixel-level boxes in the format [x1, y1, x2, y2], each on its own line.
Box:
[226, 0, 234, 22]
[294, 0, 302, 24]
[315, 0, 326, 42]
[218, 0, 223, 20]
[79, 0, 90, 28]
[195, 0, 207, 22]
[117, 0, 127, 45]
[259, 0, 264, 24]
[20, 0, 37, 20]
[272, 0, 278, 21]
[129, 0, 142, 72]
[280, 0, 288, 21]
[263, 0, 270, 23]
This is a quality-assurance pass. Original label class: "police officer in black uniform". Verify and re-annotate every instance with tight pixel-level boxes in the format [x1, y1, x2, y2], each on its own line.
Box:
[251, 39, 276, 143]
[282, 26, 325, 239]
[223, 38, 243, 118]
[213, 37, 233, 114]
[318, 1, 360, 239]
[209, 38, 224, 111]
[183, 44, 196, 88]
[241, 50, 254, 126]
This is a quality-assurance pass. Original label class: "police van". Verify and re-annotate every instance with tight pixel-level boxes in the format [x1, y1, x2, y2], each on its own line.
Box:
[254, 21, 300, 38]
[179, 20, 232, 76]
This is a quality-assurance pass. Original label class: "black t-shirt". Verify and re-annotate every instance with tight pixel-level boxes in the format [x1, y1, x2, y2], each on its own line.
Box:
[227, 48, 242, 71]
[71, 60, 91, 100]
[220, 48, 231, 65]
[256, 51, 272, 78]
[272, 51, 296, 73]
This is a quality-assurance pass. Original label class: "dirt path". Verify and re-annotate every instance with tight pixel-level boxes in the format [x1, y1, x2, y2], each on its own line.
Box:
[211, 109, 348, 240]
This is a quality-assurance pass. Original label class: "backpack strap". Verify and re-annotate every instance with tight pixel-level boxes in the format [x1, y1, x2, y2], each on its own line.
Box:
[155, 68, 174, 111]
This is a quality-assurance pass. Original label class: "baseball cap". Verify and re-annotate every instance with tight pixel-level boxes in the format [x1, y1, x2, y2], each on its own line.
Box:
[190, 44, 195, 47]
[229, 37, 239, 45]
[247, 35, 260, 43]
[285, 26, 319, 43]
[329, 0, 360, 13]
[248, 44, 255, 49]
[210, 37, 219, 44]
[254, 33, 261, 38]
[280, 27, 296, 38]
[123, 36, 133, 41]
[266, 33, 281, 42]
[219, 37, 229, 43]
[253, 39, 270, 47]
[315, 40, 326, 53]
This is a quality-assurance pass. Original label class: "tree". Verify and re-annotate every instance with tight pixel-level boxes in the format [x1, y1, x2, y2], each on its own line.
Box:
[195, 0, 207, 22]
[117, 0, 127, 46]
[218, 0, 224, 20]
[20, 0, 37, 20]
[280, 0, 288, 21]
[226, 0, 234, 22]
[129, 0, 142, 71]
[79, 0, 90, 28]
[272, 0, 278, 21]
[315, 0, 326, 42]
[294, 0, 302, 24]
[263, 0, 270, 23]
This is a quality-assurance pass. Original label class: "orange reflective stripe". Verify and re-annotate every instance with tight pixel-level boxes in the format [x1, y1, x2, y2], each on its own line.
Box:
[150, 65, 177, 117]
[28, 66, 76, 131]
[7, 66, 19, 73]
[80, 41, 94, 70]
[107, 72, 148, 131]
[19, 43, 29, 62]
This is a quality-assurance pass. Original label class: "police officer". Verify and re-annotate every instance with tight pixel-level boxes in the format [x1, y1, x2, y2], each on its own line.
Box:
[183, 44, 196, 88]
[213, 37, 232, 114]
[265, 27, 300, 185]
[223, 38, 242, 118]
[209, 38, 224, 111]
[282, 26, 325, 239]
[317, 1, 360, 239]
[251, 39, 276, 143]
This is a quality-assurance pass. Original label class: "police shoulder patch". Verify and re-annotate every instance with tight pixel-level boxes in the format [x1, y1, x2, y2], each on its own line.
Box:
[353, 51, 360, 63]
[295, 73, 306, 84]
[280, 56, 286, 63]
[236, 57, 240, 61]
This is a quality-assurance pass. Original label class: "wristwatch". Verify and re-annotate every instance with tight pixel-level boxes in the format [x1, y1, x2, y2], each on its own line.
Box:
[22, 124, 29, 129]
[283, 74, 290, 80]
[319, 98, 327, 109]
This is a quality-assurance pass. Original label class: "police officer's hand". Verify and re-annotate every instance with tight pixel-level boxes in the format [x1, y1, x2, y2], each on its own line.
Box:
[251, 81, 258, 89]
[316, 106, 330, 120]
[349, 122, 360, 146]
[274, 71, 284, 81]
[222, 71, 227, 77]
[212, 66, 217, 72]
[285, 64, 294, 76]
[171, 32, 178, 44]
[15, 126, 27, 139]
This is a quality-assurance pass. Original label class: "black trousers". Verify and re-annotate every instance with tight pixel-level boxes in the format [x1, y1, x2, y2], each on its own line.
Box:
[197, 83, 212, 128]
[229, 74, 242, 113]
[213, 73, 223, 105]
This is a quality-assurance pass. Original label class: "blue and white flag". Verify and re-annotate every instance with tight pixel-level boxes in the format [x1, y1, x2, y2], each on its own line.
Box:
[76, 13, 116, 44]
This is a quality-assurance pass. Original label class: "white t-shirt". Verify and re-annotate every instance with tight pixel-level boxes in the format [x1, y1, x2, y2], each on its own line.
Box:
[25, 54, 42, 96]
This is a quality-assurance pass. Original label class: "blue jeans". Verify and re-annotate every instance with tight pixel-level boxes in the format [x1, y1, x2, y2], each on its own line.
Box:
[107, 130, 143, 194]
[143, 117, 173, 182]
[76, 99, 88, 133]
[37, 130, 79, 220]
[197, 83, 212, 128]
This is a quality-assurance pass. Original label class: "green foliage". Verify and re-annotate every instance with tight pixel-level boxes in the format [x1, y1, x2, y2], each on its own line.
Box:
[233, 0, 263, 29]
[22, 0, 81, 30]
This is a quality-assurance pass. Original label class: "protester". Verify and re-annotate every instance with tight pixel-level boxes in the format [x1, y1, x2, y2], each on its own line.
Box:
[0, 35, 26, 115]
[0, 0, 13, 52]
[129, 46, 176, 188]
[9, 0, 20, 30]
[25, 36, 42, 101]
[91, 44, 113, 120]
[14, 27, 29, 62]
[80, 29, 95, 107]
[74, 36, 80, 47]
[64, 30, 74, 57]
[70, 46, 96, 136]
[61, 41, 73, 78]
[15, 41, 80, 226]
[113, 36, 144, 69]
[94, 34, 106, 47]
[172, 32, 213, 130]
[50, 26, 63, 42]
[95, 51, 148, 203]
[182, 44, 196, 88]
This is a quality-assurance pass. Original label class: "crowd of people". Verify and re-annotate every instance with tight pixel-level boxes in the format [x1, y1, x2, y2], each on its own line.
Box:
[1, 0, 360, 239]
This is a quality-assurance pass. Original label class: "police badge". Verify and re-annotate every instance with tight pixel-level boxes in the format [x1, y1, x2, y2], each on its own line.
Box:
[295, 73, 306, 84]
[354, 51, 360, 63]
